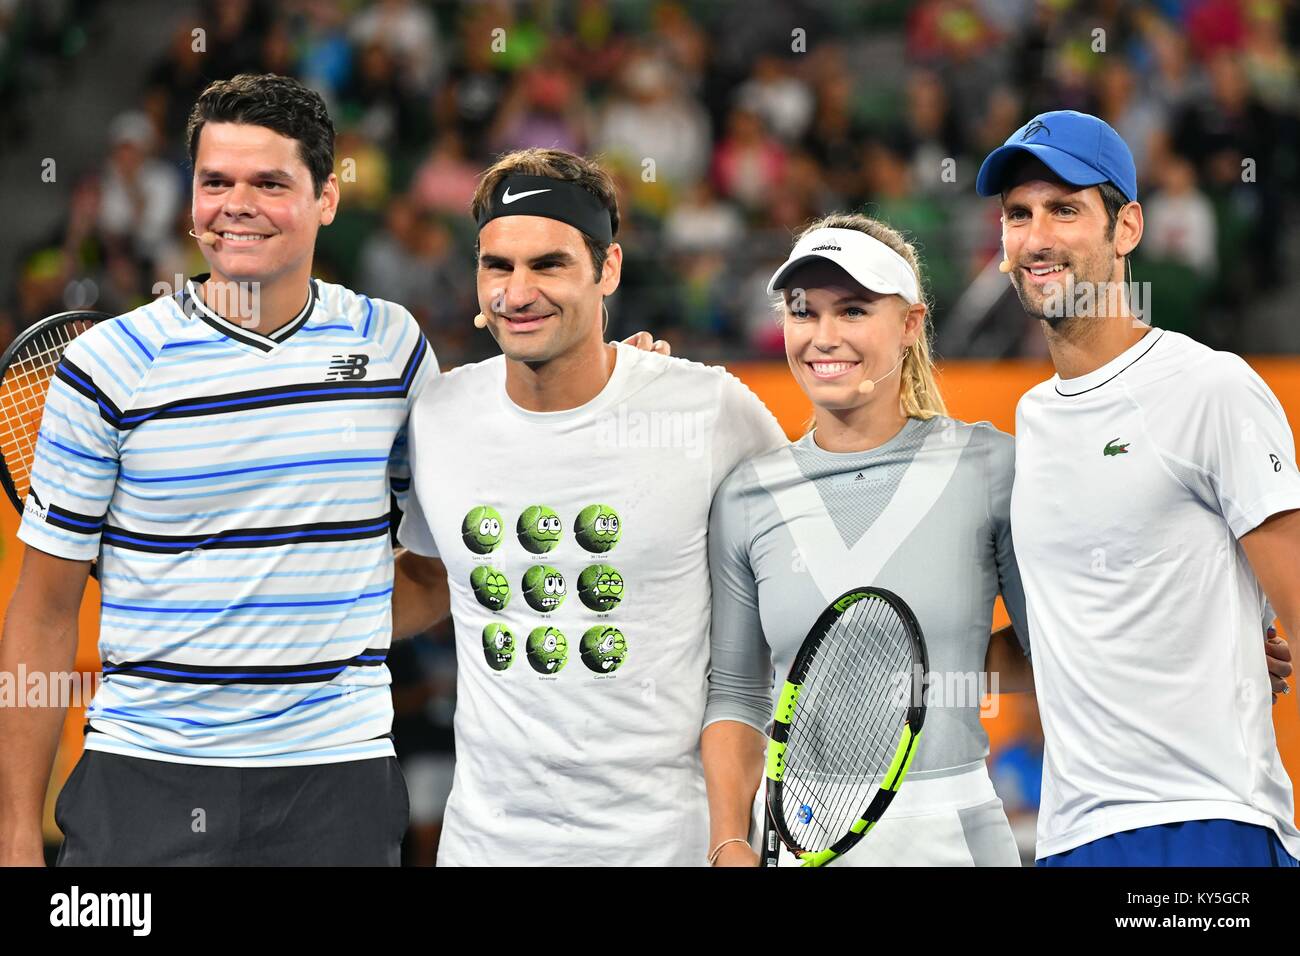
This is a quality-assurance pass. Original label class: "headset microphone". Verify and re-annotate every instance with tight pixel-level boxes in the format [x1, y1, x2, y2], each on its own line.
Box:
[858, 349, 909, 395]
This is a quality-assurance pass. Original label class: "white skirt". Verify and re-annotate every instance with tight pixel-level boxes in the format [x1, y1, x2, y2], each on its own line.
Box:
[752, 763, 1021, 867]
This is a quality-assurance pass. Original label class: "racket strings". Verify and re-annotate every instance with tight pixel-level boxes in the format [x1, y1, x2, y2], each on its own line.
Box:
[788, 599, 909, 774]
[782, 661, 903, 842]
[0, 320, 88, 503]
[791, 606, 893, 766]
[782, 653, 889, 842]
[779, 596, 919, 851]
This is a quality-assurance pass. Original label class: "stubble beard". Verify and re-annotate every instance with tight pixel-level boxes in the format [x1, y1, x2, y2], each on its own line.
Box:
[1011, 243, 1117, 331]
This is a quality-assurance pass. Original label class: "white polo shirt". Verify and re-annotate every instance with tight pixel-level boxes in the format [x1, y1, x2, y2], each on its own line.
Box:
[1011, 327, 1300, 859]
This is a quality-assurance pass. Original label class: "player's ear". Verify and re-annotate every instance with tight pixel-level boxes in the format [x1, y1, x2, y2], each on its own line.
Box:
[902, 300, 926, 349]
[318, 173, 340, 227]
[598, 242, 622, 296]
[1115, 200, 1142, 259]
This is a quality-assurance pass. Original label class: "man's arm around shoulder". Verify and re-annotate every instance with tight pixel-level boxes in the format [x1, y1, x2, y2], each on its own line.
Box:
[392, 549, 450, 640]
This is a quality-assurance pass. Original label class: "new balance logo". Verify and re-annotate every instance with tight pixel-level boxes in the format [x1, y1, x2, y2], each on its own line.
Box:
[1021, 120, 1050, 140]
[327, 354, 370, 381]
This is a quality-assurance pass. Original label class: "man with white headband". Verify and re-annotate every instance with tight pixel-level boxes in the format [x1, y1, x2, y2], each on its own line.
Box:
[978, 109, 1300, 866]
[395, 148, 786, 865]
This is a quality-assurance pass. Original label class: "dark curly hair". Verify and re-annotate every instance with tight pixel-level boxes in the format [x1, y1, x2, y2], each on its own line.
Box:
[186, 74, 335, 197]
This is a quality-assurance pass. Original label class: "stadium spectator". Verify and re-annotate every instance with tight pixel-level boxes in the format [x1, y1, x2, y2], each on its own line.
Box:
[1143, 154, 1218, 277]
[596, 51, 711, 191]
[97, 111, 182, 264]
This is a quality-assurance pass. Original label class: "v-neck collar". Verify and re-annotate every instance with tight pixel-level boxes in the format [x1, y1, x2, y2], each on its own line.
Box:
[174, 273, 318, 354]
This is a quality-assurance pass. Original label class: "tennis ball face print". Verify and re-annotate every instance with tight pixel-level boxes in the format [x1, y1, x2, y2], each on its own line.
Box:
[574, 504, 621, 553]
[518, 505, 562, 553]
[522, 565, 566, 612]
[527, 626, 568, 674]
[577, 564, 624, 612]
[470, 565, 511, 611]
[463, 505, 503, 554]
[482, 623, 516, 671]
[580, 626, 628, 674]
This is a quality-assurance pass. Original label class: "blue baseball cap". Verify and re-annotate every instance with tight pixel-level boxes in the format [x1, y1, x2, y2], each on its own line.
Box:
[976, 110, 1138, 202]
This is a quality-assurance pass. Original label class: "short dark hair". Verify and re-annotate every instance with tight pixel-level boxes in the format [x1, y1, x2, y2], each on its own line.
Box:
[1095, 181, 1129, 240]
[186, 74, 335, 197]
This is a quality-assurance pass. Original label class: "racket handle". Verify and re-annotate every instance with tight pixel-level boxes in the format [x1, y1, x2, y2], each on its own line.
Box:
[761, 810, 780, 867]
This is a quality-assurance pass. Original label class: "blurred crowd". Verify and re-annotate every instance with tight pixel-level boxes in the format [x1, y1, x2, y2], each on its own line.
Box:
[4, 0, 1300, 365]
[0, 0, 101, 143]
[7, 0, 1298, 865]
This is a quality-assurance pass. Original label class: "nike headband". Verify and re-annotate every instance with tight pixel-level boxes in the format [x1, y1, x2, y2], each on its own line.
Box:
[475, 174, 615, 243]
[766, 227, 920, 305]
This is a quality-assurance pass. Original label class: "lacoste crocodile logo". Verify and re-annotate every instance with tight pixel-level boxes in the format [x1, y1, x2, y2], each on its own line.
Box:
[1104, 438, 1130, 457]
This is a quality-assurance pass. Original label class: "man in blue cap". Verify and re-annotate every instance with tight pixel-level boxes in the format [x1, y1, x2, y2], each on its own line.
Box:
[977, 110, 1300, 867]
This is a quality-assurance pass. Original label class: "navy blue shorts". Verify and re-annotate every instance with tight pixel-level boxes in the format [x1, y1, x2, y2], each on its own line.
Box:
[1038, 819, 1299, 867]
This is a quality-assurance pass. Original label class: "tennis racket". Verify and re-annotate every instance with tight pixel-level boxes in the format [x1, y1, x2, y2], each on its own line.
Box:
[762, 586, 928, 867]
[0, 309, 108, 531]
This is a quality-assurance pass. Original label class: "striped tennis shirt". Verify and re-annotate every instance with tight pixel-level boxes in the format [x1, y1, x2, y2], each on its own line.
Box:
[17, 275, 435, 766]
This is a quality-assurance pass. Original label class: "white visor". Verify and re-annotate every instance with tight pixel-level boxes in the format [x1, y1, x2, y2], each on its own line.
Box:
[766, 227, 920, 304]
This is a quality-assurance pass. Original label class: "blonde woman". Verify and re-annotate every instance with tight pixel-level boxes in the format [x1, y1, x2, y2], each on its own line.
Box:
[701, 213, 1033, 866]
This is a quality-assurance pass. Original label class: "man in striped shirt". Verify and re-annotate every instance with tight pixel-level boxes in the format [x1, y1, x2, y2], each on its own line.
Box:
[0, 75, 450, 866]
[0, 74, 664, 868]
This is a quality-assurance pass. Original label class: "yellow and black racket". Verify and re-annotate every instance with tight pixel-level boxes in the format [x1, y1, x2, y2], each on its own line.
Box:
[0, 310, 108, 517]
[762, 586, 928, 867]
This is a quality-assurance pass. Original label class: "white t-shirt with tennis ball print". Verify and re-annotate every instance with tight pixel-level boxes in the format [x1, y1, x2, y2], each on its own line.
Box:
[399, 342, 787, 866]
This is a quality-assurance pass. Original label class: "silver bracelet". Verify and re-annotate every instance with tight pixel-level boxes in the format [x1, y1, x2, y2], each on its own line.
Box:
[707, 837, 750, 865]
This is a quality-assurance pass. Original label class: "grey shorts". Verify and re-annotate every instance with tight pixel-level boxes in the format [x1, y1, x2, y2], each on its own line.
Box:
[55, 748, 410, 866]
